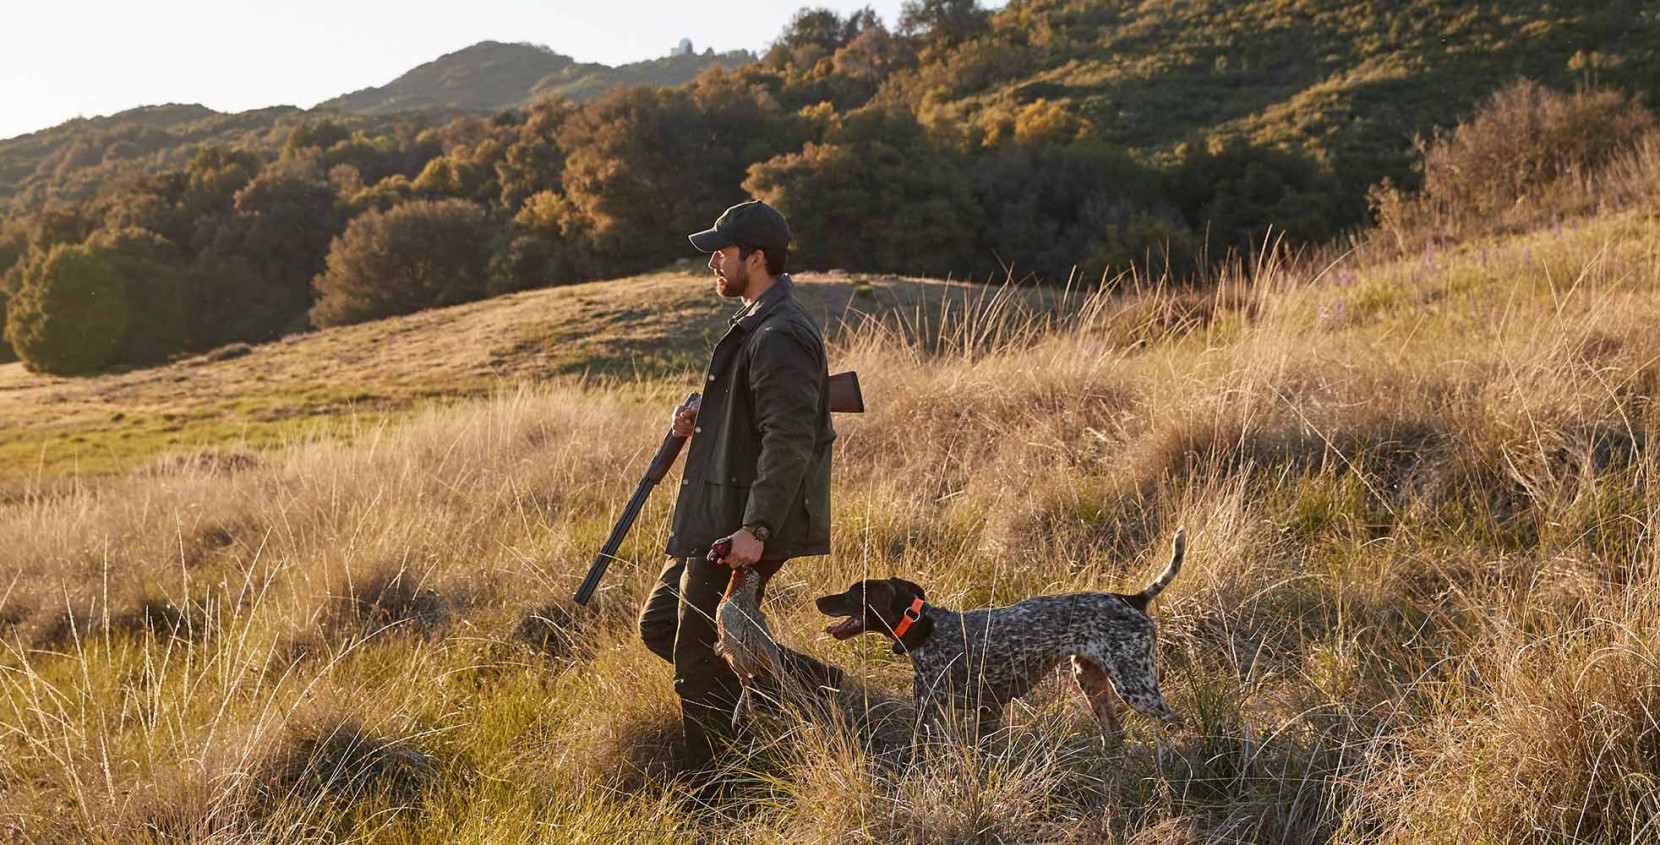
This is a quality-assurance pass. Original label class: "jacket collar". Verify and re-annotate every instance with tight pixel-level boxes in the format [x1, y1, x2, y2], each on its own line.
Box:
[729, 274, 794, 332]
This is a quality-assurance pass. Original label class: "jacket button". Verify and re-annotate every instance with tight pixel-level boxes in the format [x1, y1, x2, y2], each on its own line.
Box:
[682, 479, 689, 485]
[694, 426, 702, 433]
[707, 375, 716, 382]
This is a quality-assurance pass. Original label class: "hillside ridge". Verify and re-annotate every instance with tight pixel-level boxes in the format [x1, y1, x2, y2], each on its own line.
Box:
[315, 39, 754, 115]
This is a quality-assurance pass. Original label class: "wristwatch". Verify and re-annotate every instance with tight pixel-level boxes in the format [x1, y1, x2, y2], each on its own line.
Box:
[743, 523, 772, 543]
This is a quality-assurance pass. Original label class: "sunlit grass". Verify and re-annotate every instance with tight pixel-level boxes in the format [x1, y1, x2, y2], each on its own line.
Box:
[2, 201, 1659, 841]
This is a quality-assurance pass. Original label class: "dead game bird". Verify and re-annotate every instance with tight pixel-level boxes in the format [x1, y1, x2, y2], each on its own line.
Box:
[715, 562, 784, 729]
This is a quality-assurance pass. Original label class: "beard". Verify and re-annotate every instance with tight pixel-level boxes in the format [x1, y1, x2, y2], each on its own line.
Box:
[715, 264, 750, 299]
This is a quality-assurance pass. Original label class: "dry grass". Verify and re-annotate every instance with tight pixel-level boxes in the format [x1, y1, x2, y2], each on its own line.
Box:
[2, 202, 1659, 841]
[1370, 81, 1659, 255]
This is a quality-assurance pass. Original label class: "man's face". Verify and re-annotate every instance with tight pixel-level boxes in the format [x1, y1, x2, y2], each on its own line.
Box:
[709, 245, 754, 299]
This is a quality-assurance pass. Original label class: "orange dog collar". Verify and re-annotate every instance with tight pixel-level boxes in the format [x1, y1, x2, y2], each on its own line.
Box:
[892, 597, 925, 639]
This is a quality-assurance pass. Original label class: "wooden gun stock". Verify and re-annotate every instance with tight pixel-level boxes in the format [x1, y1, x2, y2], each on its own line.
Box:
[829, 371, 864, 413]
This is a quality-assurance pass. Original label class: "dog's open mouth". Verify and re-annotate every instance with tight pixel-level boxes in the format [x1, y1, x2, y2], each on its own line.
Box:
[825, 617, 864, 640]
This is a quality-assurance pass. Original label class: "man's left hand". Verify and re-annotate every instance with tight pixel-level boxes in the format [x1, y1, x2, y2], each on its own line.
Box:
[720, 528, 764, 567]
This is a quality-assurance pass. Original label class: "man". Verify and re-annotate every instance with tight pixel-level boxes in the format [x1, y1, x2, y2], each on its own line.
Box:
[637, 199, 837, 769]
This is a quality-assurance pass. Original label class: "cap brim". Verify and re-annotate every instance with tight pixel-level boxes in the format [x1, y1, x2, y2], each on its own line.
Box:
[688, 228, 733, 253]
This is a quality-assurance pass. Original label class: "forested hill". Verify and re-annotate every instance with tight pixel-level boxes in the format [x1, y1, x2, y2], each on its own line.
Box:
[316, 41, 754, 115]
[0, 41, 749, 207]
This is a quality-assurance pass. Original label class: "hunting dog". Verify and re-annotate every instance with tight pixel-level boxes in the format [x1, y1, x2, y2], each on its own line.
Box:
[815, 530, 1188, 741]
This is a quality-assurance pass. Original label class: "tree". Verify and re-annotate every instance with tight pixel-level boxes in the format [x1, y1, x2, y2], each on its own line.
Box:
[0, 220, 27, 359]
[780, 8, 849, 55]
[0, 290, 12, 363]
[189, 163, 343, 346]
[898, 0, 988, 48]
[282, 119, 353, 159]
[7, 243, 126, 374]
[495, 98, 576, 210]
[6, 228, 186, 373]
[495, 190, 596, 292]
[180, 147, 261, 228]
[833, 23, 907, 85]
[552, 82, 791, 278]
[310, 199, 497, 327]
[746, 107, 979, 276]
[98, 228, 189, 364]
[1170, 136, 1347, 253]
[973, 142, 1183, 281]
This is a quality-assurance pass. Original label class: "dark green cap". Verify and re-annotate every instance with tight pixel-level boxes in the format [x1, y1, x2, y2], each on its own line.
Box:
[688, 200, 791, 253]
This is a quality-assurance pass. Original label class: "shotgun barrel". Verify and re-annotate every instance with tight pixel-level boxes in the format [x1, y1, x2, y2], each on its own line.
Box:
[572, 392, 700, 605]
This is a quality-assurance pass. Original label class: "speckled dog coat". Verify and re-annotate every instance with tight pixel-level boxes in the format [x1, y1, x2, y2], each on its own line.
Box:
[818, 530, 1188, 740]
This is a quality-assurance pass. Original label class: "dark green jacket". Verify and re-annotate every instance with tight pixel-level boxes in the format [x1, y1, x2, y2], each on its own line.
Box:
[666, 275, 835, 560]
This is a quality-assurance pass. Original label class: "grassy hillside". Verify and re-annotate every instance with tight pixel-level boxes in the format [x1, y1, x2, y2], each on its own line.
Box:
[1, 180, 1657, 841]
[0, 271, 1011, 479]
[919, 0, 1659, 192]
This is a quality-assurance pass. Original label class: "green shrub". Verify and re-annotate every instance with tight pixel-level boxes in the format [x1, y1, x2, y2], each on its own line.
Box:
[1376, 81, 1656, 244]
[5, 227, 186, 374]
[7, 242, 128, 374]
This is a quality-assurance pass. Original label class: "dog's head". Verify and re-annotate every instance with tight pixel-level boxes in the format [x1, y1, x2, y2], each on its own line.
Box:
[815, 578, 930, 653]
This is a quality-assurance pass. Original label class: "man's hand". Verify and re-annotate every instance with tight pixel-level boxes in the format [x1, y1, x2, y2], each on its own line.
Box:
[670, 401, 699, 438]
[714, 528, 764, 567]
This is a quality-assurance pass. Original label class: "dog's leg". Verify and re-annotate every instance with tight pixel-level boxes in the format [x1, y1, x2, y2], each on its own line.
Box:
[911, 676, 952, 751]
[1071, 655, 1124, 741]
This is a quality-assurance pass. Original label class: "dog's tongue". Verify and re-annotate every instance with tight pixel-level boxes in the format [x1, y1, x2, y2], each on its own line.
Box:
[826, 618, 863, 640]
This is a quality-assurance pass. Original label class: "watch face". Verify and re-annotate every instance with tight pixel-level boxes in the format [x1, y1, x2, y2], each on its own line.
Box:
[750, 526, 770, 542]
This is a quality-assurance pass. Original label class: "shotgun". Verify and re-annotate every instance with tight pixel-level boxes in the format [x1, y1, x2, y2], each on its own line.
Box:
[572, 372, 864, 605]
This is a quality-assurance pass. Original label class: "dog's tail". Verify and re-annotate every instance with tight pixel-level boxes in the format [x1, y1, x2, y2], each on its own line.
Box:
[1130, 529, 1186, 609]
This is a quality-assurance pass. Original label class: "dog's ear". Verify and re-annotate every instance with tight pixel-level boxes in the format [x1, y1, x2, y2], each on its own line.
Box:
[890, 578, 926, 602]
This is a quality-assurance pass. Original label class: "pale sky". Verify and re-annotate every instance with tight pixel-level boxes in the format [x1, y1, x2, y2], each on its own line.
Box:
[2, 0, 991, 142]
